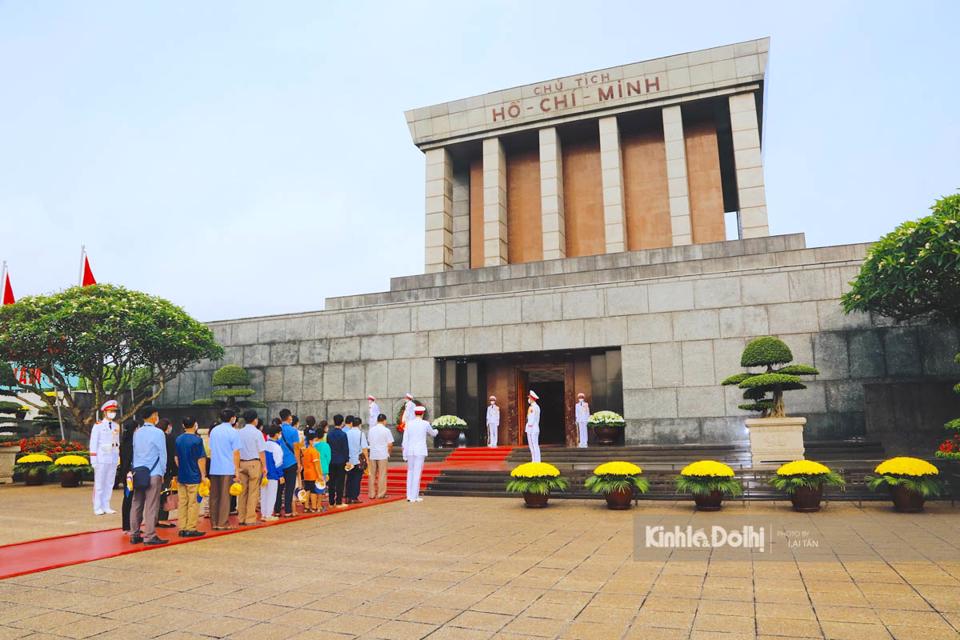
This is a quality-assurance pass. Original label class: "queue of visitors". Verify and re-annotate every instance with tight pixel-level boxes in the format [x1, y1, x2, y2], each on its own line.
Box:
[115, 395, 423, 544]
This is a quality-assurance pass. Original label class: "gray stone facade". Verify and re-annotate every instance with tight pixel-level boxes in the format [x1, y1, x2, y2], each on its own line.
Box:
[162, 233, 958, 448]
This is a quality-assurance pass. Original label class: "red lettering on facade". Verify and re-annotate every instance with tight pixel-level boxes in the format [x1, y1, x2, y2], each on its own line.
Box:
[491, 106, 505, 122]
[597, 85, 615, 101]
[540, 98, 551, 112]
[626, 80, 643, 96]
[553, 94, 568, 110]
[645, 76, 661, 92]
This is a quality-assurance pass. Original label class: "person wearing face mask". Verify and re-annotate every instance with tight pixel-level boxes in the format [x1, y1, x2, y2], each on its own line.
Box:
[575, 393, 590, 448]
[525, 391, 541, 463]
[486, 396, 500, 448]
[89, 400, 121, 515]
[367, 395, 381, 431]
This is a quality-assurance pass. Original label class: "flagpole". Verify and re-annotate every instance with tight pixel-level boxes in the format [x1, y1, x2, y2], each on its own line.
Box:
[78, 245, 85, 287]
[1, 261, 6, 292]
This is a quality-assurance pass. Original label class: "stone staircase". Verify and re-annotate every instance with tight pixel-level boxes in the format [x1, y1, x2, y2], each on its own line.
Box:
[358, 447, 504, 498]
[424, 440, 894, 501]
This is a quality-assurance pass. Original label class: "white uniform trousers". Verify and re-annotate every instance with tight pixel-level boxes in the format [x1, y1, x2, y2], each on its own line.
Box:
[92, 462, 117, 512]
[406, 455, 425, 501]
[577, 421, 589, 448]
[526, 428, 541, 462]
[260, 479, 278, 518]
[487, 423, 498, 447]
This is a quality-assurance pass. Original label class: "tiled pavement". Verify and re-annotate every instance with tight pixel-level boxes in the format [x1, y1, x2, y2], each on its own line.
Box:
[0, 496, 958, 639]
[0, 484, 119, 545]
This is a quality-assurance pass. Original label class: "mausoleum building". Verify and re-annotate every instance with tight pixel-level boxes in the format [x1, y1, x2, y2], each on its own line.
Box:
[163, 39, 958, 453]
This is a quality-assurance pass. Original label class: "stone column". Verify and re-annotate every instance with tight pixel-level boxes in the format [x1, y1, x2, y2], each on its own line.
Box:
[424, 148, 453, 273]
[599, 116, 626, 253]
[539, 127, 565, 260]
[451, 170, 470, 270]
[482, 137, 508, 267]
[661, 105, 692, 246]
[729, 92, 770, 238]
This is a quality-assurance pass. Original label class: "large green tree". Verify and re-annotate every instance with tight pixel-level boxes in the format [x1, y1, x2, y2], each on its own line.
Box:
[0, 284, 223, 433]
[842, 193, 960, 323]
[842, 192, 960, 454]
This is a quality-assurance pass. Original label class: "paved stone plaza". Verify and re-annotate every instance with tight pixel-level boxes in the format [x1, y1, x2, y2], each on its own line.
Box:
[1, 492, 958, 639]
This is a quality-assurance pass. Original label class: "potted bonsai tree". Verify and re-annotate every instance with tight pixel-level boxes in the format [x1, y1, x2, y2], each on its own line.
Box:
[770, 460, 845, 512]
[722, 336, 819, 468]
[506, 462, 568, 508]
[585, 461, 649, 510]
[432, 415, 468, 448]
[867, 457, 942, 512]
[192, 364, 267, 410]
[14, 453, 53, 485]
[588, 411, 625, 446]
[49, 454, 93, 488]
[675, 460, 742, 511]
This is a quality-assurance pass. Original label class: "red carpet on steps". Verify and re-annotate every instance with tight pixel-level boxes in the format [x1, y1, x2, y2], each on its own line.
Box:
[0, 446, 516, 580]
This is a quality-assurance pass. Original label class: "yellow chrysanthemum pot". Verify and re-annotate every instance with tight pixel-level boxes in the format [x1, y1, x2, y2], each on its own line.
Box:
[506, 462, 568, 508]
[771, 460, 845, 512]
[52, 454, 93, 488]
[676, 460, 742, 511]
[585, 461, 649, 510]
[868, 457, 942, 513]
[15, 453, 53, 486]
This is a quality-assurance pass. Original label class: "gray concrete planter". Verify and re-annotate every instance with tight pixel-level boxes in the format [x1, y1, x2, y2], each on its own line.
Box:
[0, 447, 17, 484]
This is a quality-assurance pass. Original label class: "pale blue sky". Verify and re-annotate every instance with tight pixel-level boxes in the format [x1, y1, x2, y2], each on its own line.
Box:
[1, 1, 957, 321]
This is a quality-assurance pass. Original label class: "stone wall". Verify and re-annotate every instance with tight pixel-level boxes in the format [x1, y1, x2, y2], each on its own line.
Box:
[161, 234, 960, 448]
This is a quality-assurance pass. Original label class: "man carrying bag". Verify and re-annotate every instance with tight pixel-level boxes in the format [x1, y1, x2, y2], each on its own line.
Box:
[129, 406, 168, 545]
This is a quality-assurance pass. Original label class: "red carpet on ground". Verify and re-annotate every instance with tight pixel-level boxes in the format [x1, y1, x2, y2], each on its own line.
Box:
[0, 446, 516, 580]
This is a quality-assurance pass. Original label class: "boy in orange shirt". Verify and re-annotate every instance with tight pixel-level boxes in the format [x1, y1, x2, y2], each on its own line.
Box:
[301, 429, 322, 513]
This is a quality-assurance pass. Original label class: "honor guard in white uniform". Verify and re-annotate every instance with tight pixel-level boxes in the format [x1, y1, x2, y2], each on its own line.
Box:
[525, 391, 541, 462]
[575, 393, 590, 448]
[486, 396, 500, 447]
[89, 399, 120, 515]
[402, 405, 437, 502]
[367, 395, 381, 427]
[402, 392, 417, 425]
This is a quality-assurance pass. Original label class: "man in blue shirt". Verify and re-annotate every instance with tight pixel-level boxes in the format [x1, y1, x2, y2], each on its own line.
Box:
[130, 406, 168, 545]
[275, 408, 302, 517]
[344, 416, 369, 504]
[174, 417, 206, 538]
[208, 409, 241, 530]
[326, 414, 349, 508]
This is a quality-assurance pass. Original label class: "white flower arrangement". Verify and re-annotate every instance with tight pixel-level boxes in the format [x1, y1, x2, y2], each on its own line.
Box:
[587, 410, 625, 427]
[432, 415, 468, 429]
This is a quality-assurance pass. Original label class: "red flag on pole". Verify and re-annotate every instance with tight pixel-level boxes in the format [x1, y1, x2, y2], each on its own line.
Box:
[1, 271, 13, 305]
[81, 255, 97, 287]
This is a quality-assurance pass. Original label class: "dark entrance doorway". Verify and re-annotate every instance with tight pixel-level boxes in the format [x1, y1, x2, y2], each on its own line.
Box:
[438, 347, 623, 447]
[533, 380, 565, 444]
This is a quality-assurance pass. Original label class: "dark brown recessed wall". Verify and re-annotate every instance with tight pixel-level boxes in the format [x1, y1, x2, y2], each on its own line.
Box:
[561, 124, 605, 258]
[620, 113, 672, 250]
[505, 139, 542, 264]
